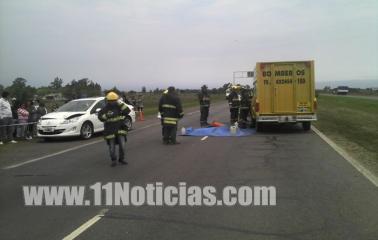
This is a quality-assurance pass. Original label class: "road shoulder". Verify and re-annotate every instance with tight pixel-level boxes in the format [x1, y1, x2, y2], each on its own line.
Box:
[312, 126, 378, 187]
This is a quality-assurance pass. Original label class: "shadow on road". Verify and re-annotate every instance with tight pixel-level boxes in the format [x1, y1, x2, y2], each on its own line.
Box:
[256, 123, 309, 134]
[34, 132, 103, 144]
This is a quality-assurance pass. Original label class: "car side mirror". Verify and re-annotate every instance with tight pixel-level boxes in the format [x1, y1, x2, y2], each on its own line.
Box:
[92, 108, 101, 114]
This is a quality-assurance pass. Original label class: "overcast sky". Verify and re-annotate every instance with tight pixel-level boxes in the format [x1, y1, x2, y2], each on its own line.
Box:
[0, 0, 377, 90]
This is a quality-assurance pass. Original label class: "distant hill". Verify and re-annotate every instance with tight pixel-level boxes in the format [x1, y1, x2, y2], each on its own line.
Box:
[316, 80, 378, 89]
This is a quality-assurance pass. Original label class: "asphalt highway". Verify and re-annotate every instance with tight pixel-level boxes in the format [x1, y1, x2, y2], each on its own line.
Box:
[0, 102, 377, 240]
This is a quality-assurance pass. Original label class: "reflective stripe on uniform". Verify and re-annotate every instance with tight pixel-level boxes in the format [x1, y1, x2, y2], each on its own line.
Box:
[120, 104, 128, 110]
[105, 134, 115, 139]
[106, 116, 125, 122]
[118, 130, 128, 135]
[164, 120, 177, 125]
[162, 104, 176, 109]
[163, 117, 178, 125]
[164, 117, 179, 121]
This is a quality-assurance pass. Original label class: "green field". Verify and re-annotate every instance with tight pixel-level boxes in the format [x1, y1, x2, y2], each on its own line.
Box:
[141, 93, 225, 116]
[314, 95, 378, 174]
[41, 93, 226, 115]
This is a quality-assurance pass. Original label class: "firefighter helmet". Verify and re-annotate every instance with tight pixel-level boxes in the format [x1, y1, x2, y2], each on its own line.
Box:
[106, 91, 119, 101]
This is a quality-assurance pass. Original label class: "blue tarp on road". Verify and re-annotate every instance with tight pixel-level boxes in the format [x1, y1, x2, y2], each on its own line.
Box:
[182, 125, 256, 137]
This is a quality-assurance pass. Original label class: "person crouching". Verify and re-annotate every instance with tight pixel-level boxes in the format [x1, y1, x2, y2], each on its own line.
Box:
[98, 91, 131, 167]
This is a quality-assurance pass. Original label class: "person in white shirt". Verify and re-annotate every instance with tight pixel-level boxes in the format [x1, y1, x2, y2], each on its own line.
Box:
[0, 91, 17, 144]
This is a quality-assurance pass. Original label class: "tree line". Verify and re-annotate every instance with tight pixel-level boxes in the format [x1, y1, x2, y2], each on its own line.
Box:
[0, 77, 232, 105]
[0, 77, 102, 104]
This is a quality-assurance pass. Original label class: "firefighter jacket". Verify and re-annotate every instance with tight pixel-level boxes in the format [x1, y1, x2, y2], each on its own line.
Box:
[98, 101, 131, 139]
[158, 93, 184, 125]
[228, 91, 240, 109]
[240, 91, 251, 110]
[198, 92, 210, 107]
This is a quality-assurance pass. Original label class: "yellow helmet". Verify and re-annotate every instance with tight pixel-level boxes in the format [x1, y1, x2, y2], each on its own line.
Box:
[106, 91, 119, 101]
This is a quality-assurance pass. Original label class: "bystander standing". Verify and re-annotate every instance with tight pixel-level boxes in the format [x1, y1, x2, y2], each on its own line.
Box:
[17, 103, 30, 140]
[0, 91, 17, 144]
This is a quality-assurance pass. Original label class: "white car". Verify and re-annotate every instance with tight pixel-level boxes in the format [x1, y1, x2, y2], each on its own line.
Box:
[37, 97, 136, 139]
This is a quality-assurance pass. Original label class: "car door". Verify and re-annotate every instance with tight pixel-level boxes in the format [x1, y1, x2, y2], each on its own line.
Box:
[271, 63, 296, 113]
[89, 99, 106, 132]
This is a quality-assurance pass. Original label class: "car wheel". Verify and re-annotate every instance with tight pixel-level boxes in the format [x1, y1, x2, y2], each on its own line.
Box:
[124, 117, 133, 130]
[80, 122, 93, 139]
[302, 122, 311, 131]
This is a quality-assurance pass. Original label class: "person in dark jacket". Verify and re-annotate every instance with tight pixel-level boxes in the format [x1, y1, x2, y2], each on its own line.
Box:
[37, 102, 48, 117]
[228, 85, 241, 124]
[26, 101, 38, 138]
[198, 85, 210, 127]
[158, 86, 184, 145]
[10, 98, 19, 139]
[239, 88, 251, 128]
[28, 100, 44, 137]
[121, 92, 132, 105]
[98, 91, 131, 167]
[159, 89, 168, 137]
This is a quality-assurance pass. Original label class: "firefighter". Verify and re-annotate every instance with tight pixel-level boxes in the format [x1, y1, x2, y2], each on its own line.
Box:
[198, 85, 210, 127]
[228, 85, 241, 125]
[98, 91, 131, 167]
[239, 87, 251, 128]
[158, 86, 184, 145]
[160, 89, 168, 137]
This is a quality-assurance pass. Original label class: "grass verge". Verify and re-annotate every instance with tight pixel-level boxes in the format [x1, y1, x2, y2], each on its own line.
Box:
[314, 94, 378, 175]
[142, 93, 225, 116]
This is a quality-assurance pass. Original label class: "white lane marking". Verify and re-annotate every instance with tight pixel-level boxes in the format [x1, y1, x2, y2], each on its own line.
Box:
[2, 124, 158, 170]
[188, 110, 200, 116]
[3, 110, 202, 170]
[62, 209, 108, 240]
[3, 140, 103, 170]
[312, 126, 378, 187]
[201, 136, 208, 141]
[133, 122, 161, 131]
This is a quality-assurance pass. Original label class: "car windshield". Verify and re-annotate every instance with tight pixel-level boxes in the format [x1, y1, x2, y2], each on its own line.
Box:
[56, 100, 95, 112]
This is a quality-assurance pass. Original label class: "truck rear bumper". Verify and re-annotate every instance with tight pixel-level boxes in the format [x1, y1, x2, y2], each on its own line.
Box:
[257, 114, 317, 123]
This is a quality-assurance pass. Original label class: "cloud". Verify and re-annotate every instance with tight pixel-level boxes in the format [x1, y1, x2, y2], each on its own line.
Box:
[0, 0, 377, 90]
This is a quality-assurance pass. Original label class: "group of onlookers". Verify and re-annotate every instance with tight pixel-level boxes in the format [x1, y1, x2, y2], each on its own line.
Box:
[0, 91, 47, 145]
[121, 93, 144, 111]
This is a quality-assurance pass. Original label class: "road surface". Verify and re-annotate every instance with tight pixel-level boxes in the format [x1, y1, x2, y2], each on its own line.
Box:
[0, 102, 377, 240]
